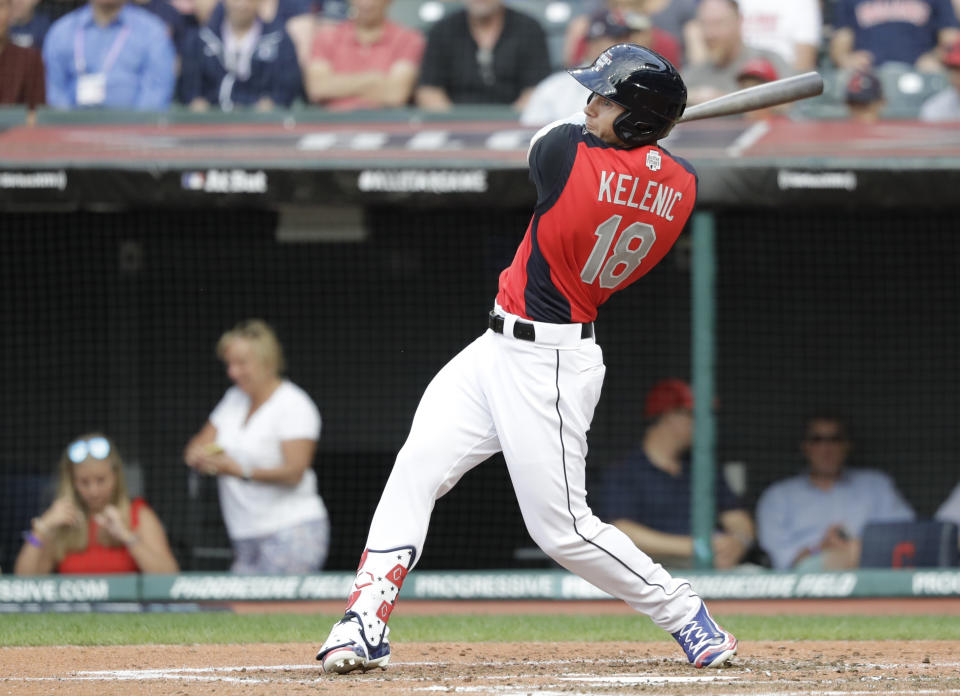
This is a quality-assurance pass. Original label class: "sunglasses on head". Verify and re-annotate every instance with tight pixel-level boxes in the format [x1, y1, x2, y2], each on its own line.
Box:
[68, 437, 111, 464]
[806, 434, 846, 444]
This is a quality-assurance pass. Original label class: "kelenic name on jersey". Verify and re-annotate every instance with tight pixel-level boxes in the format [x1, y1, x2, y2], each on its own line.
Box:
[596, 169, 685, 222]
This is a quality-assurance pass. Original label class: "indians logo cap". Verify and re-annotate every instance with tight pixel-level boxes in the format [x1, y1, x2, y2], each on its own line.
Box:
[845, 69, 883, 104]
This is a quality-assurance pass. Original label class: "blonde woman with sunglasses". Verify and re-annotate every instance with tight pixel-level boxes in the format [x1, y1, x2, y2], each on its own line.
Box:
[14, 433, 179, 575]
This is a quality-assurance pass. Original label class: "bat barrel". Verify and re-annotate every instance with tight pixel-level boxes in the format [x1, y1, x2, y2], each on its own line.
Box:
[678, 72, 825, 123]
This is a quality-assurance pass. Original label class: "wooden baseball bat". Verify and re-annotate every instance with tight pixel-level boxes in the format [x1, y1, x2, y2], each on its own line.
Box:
[678, 71, 824, 123]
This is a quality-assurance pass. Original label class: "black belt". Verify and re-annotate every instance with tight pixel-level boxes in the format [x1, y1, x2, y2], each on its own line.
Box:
[488, 311, 592, 341]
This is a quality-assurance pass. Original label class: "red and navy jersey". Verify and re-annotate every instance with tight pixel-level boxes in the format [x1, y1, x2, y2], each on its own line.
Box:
[496, 123, 698, 323]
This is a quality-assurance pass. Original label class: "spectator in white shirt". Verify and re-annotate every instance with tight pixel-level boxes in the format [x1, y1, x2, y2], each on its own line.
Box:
[183, 319, 330, 574]
[736, 0, 822, 72]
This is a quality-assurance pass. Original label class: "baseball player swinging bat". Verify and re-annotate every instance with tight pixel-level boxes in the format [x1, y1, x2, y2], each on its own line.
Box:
[678, 71, 824, 123]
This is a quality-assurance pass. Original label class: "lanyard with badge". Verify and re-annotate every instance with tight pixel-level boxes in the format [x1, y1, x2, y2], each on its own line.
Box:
[74, 21, 130, 106]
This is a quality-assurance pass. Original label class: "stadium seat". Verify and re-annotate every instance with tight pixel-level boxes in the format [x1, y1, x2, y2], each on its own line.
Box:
[859, 520, 959, 569]
[874, 63, 948, 119]
[389, 0, 456, 31]
[506, 0, 583, 69]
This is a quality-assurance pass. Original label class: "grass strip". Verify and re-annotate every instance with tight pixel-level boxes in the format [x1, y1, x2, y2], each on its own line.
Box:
[1, 613, 958, 647]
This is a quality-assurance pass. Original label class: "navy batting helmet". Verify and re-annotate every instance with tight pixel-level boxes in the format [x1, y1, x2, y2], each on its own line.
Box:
[568, 43, 686, 146]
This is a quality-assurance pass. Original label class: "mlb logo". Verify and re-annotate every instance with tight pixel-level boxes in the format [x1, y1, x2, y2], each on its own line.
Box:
[646, 150, 661, 172]
[182, 171, 205, 190]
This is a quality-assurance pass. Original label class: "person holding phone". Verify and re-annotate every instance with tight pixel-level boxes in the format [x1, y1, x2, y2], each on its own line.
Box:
[14, 433, 179, 575]
[183, 318, 329, 574]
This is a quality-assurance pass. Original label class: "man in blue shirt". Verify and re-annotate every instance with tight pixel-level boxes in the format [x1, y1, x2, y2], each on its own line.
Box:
[594, 379, 755, 570]
[42, 0, 176, 110]
[756, 414, 915, 571]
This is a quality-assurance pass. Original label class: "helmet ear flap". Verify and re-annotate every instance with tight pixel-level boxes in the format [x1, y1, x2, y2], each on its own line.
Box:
[613, 113, 643, 145]
[613, 111, 661, 146]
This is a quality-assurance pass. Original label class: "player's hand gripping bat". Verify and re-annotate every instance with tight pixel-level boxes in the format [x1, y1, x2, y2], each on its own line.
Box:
[678, 72, 824, 123]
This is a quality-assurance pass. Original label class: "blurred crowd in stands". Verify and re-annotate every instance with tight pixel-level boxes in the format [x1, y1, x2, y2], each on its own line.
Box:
[2, 0, 960, 122]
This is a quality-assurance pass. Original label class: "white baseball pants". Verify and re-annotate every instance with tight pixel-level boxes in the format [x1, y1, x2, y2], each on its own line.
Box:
[365, 305, 701, 632]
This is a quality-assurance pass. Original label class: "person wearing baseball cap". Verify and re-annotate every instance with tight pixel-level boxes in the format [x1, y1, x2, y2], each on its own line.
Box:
[920, 38, 960, 121]
[735, 57, 781, 120]
[593, 379, 755, 570]
[844, 68, 885, 124]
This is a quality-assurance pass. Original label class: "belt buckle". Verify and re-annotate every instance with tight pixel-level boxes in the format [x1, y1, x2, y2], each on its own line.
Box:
[512, 321, 535, 341]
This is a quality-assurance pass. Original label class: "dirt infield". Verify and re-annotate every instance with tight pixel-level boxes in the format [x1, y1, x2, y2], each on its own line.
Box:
[3, 640, 960, 695]
[4, 601, 960, 694]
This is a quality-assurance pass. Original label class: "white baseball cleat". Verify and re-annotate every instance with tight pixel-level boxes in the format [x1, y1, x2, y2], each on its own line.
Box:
[317, 614, 391, 674]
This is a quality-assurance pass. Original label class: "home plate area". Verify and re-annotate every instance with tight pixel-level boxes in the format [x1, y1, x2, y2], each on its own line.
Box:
[3, 641, 959, 695]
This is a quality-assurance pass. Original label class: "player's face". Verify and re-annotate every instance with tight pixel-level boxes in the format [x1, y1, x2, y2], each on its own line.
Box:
[802, 420, 850, 478]
[583, 93, 626, 145]
[72, 458, 117, 514]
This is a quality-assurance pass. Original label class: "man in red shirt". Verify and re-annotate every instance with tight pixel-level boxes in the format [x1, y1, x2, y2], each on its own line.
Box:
[0, 0, 45, 123]
[316, 44, 737, 674]
[306, 0, 424, 110]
